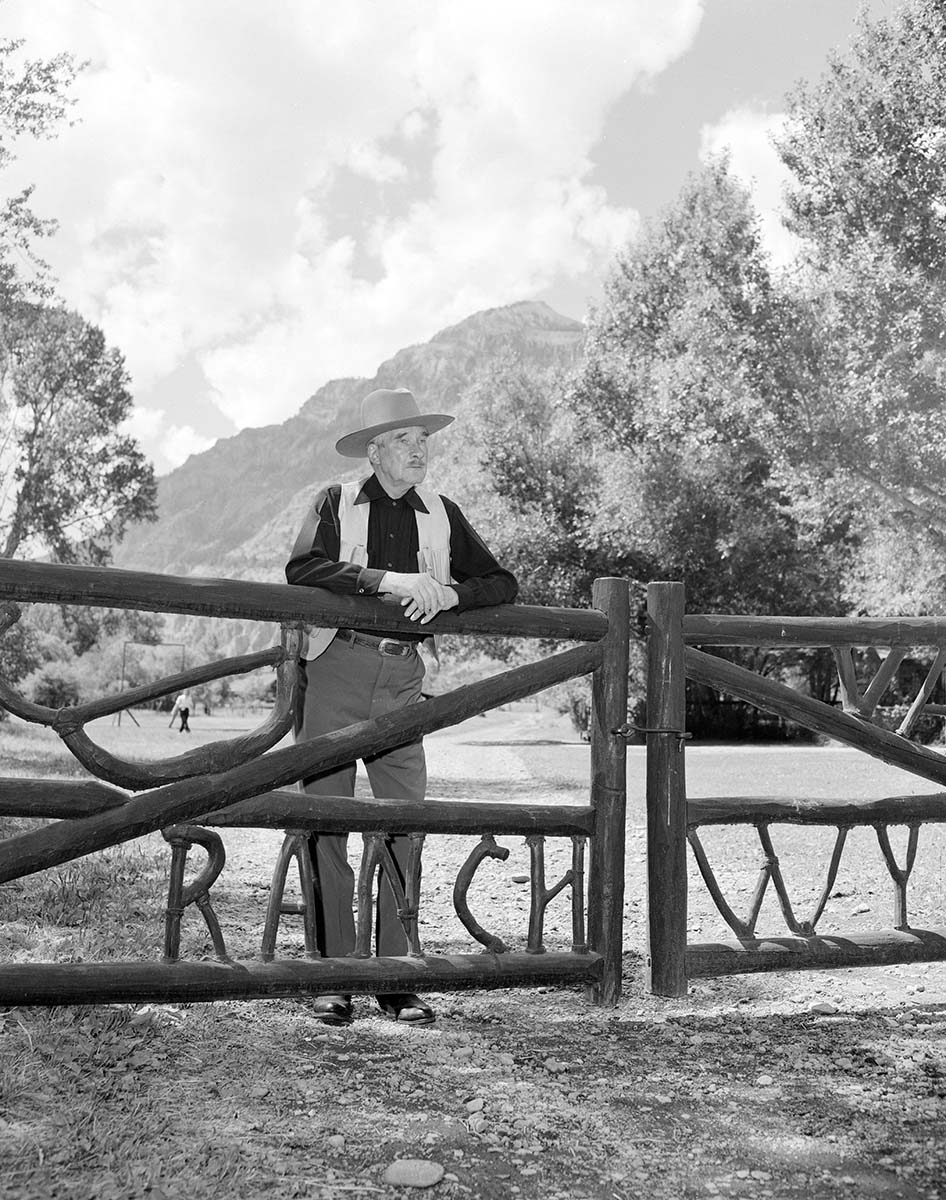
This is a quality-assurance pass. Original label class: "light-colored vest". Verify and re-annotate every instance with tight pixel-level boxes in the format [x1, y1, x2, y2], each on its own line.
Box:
[298, 479, 452, 660]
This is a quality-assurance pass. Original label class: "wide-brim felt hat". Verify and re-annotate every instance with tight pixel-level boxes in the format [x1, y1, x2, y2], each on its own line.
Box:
[335, 387, 454, 458]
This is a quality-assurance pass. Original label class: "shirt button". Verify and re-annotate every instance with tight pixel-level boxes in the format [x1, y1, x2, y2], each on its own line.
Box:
[386, 562, 393, 568]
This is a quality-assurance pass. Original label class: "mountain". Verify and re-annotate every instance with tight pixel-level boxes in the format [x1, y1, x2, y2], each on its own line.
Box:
[115, 300, 585, 583]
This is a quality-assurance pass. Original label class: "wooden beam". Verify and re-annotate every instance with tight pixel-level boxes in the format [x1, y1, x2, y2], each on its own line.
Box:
[858, 647, 908, 718]
[0, 951, 603, 1006]
[684, 614, 946, 647]
[646, 582, 689, 998]
[0, 639, 603, 883]
[832, 646, 861, 714]
[0, 780, 595, 834]
[59, 633, 301, 789]
[687, 927, 946, 978]
[0, 558, 607, 642]
[686, 647, 946, 787]
[67, 646, 287, 723]
[204, 793, 596, 837]
[586, 578, 630, 1006]
[897, 646, 946, 738]
[0, 778, 128, 818]
[688, 793, 946, 827]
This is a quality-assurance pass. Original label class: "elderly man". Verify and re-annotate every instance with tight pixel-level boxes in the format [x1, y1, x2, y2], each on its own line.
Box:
[285, 386, 518, 1027]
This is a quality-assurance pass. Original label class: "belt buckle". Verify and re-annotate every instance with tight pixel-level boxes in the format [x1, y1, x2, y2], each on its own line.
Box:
[378, 638, 408, 657]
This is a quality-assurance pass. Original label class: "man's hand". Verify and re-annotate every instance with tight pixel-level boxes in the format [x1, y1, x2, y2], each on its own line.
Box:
[380, 571, 459, 623]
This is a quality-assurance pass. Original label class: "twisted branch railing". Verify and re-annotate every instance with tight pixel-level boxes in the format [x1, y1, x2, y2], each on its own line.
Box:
[0, 559, 629, 1007]
[0, 603, 304, 788]
[647, 581, 946, 995]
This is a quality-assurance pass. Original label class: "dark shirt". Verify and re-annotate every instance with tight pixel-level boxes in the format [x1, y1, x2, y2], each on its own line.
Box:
[285, 474, 518, 640]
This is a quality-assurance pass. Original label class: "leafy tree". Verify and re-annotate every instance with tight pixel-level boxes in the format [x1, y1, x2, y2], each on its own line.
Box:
[0, 32, 81, 301]
[0, 28, 156, 567]
[572, 157, 845, 620]
[0, 602, 165, 720]
[557, 158, 857, 731]
[767, 241, 946, 555]
[62, 605, 164, 659]
[0, 303, 157, 563]
[777, 0, 946, 274]
[0, 608, 42, 685]
[26, 663, 80, 708]
[437, 355, 635, 610]
[772, 0, 946, 581]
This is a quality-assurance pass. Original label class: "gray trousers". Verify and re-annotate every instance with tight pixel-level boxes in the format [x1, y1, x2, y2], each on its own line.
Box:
[296, 636, 426, 958]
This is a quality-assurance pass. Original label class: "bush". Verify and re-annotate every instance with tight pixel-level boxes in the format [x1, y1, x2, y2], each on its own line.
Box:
[545, 677, 592, 736]
[873, 704, 945, 745]
[27, 666, 81, 708]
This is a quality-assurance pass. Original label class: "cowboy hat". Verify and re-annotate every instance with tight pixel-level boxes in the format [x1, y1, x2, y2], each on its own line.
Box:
[334, 387, 454, 458]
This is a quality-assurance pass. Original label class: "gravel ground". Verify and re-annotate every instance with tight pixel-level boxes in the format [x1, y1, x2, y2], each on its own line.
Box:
[168, 706, 946, 1200]
[2, 705, 945, 1199]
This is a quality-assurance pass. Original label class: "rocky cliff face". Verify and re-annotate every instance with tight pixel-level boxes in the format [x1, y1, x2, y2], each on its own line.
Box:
[116, 300, 585, 582]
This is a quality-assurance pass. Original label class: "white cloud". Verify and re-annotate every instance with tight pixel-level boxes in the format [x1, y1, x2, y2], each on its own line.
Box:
[2, 0, 705, 468]
[698, 107, 801, 269]
[121, 404, 165, 444]
[345, 143, 408, 184]
[160, 425, 217, 469]
[122, 405, 215, 471]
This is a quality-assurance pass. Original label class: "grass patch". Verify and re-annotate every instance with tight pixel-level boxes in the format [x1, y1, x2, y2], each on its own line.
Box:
[0, 709, 277, 961]
[0, 823, 169, 963]
[0, 719, 91, 779]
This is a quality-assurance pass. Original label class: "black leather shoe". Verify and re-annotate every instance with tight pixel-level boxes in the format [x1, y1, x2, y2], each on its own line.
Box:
[376, 993, 436, 1026]
[311, 993, 353, 1025]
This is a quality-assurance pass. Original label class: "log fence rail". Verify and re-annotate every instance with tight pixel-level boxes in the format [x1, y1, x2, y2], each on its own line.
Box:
[647, 580, 946, 995]
[0, 560, 629, 1008]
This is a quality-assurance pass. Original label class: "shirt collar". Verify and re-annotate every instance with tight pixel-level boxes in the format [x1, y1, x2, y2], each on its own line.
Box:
[356, 474, 429, 513]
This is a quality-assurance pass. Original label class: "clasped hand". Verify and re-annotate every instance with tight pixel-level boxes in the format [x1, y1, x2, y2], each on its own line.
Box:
[380, 571, 458, 623]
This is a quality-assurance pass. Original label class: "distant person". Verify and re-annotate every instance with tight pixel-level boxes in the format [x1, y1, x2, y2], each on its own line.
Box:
[171, 690, 193, 733]
[286, 386, 517, 1028]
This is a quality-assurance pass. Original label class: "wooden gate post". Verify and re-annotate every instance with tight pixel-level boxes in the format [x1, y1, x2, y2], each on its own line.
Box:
[646, 581, 688, 996]
[587, 577, 630, 1005]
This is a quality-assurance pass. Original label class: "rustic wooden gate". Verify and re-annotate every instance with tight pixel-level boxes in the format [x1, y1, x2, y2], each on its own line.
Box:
[646, 580, 946, 996]
[0, 561, 629, 1007]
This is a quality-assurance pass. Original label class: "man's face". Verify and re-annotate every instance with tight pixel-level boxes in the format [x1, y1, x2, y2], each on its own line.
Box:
[369, 426, 429, 497]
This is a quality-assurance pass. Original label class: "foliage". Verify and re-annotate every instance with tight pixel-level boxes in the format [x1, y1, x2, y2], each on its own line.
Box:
[440, 3, 946, 735]
[0, 30, 156, 578]
[571, 157, 847, 622]
[434, 164, 853, 731]
[843, 519, 946, 616]
[766, 232, 946, 558]
[0, 32, 81, 302]
[24, 661, 80, 707]
[772, 0, 946, 600]
[60, 603, 164, 659]
[0, 607, 39, 688]
[0, 303, 158, 562]
[0, 604, 167, 721]
[777, 0, 946, 274]
[438, 355, 632, 611]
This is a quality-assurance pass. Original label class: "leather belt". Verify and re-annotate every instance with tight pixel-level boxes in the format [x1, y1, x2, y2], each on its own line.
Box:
[336, 628, 418, 657]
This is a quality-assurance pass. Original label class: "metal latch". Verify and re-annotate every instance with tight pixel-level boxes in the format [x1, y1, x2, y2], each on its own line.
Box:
[612, 722, 692, 747]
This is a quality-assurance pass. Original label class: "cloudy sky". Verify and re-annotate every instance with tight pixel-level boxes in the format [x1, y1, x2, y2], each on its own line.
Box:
[3, 0, 903, 475]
